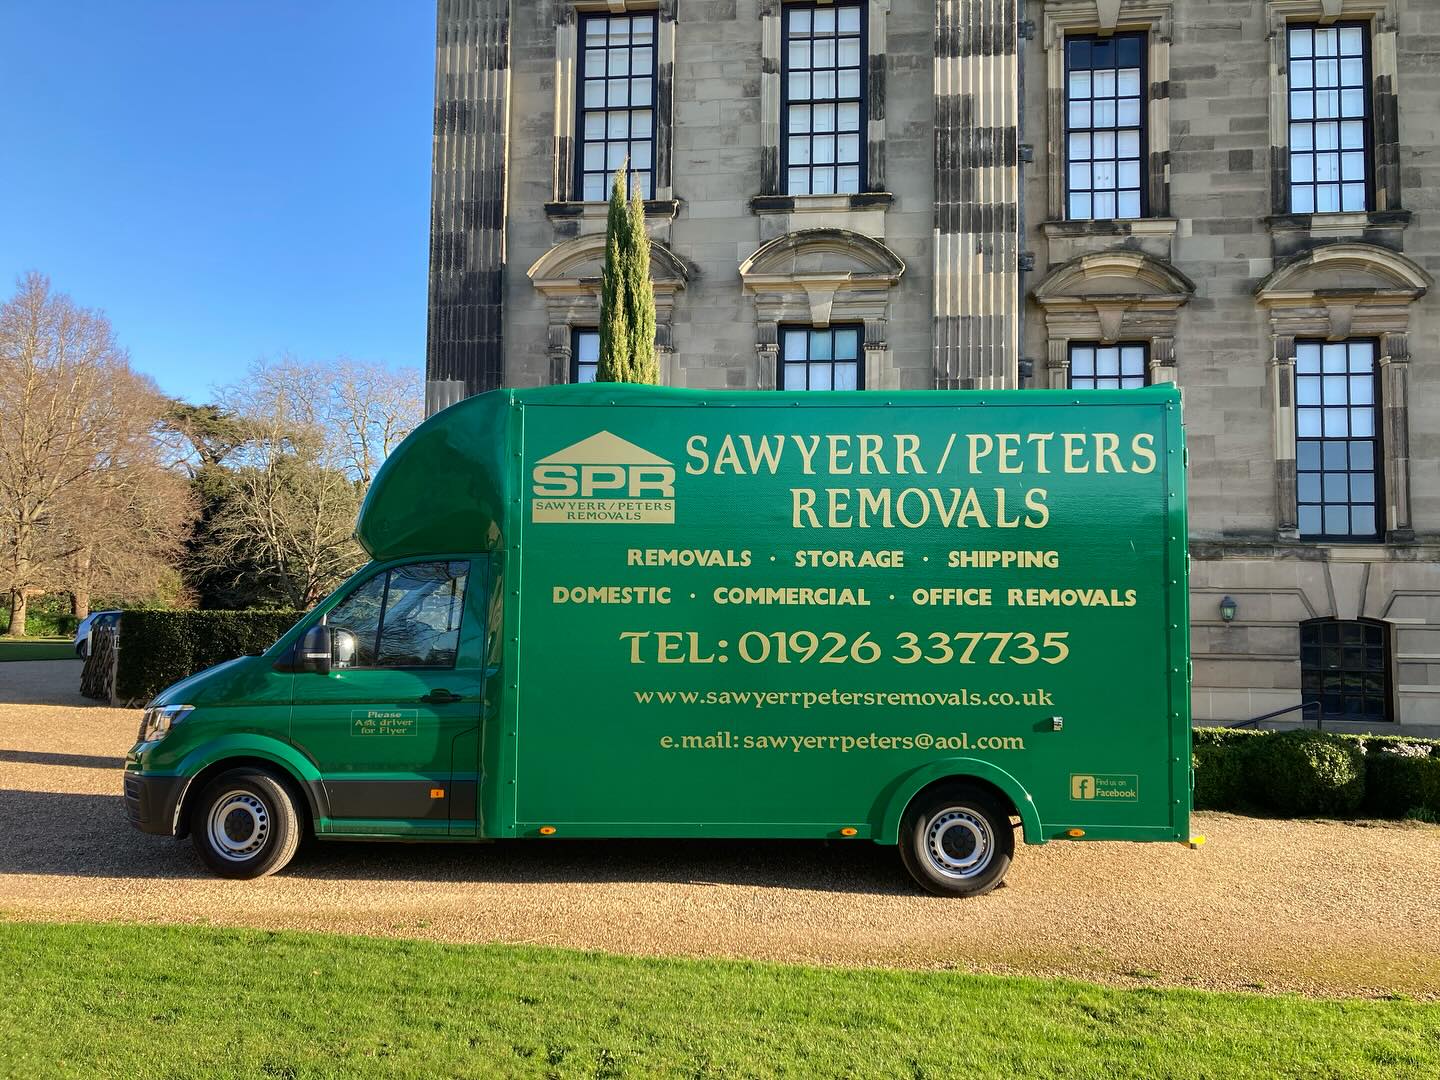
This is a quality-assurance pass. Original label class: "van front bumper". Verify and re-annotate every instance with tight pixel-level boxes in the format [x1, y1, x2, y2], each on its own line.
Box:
[123, 771, 185, 836]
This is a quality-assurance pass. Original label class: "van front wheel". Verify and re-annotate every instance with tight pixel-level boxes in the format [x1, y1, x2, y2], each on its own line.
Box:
[189, 769, 302, 879]
[898, 784, 1014, 897]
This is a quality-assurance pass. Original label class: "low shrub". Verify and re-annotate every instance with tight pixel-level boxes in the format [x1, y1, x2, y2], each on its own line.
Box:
[114, 609, 305, 705]
[1363, 746, 1440, 819]
[1193, 727, 1440, 820]
[1192, 727, 1273, 750]
[1244, 730, 1367, 816]
[1192, 740, 1255, 811]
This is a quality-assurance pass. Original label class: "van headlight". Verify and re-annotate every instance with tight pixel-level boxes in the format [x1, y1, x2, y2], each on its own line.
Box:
[138, 704, 194, 743]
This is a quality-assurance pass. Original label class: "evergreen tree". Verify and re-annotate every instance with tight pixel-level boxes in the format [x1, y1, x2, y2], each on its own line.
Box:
[596, 163, 659, 384]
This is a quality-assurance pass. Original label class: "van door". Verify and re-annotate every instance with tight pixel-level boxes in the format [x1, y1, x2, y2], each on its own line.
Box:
[290, 559, 484, 837]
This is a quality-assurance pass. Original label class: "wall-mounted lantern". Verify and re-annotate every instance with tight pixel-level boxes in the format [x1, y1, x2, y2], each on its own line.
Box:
[1219, 596, 1238, 623]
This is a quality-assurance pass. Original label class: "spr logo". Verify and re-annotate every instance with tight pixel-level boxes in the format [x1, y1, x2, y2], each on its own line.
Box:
[531, 431, 676, 524]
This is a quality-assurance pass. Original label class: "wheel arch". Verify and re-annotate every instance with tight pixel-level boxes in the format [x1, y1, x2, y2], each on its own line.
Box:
[172, 737, 325, 837]
[877, 758, 1043, 845]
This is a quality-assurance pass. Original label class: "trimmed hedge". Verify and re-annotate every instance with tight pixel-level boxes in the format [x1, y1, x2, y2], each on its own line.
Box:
[1192, 726, 1440, 820]
[115, 609, 305, 705]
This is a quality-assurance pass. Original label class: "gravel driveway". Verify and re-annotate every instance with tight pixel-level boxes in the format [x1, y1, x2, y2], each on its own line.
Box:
[3, 659, 1438, 999]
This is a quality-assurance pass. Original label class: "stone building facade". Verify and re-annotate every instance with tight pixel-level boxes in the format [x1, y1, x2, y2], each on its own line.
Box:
[426, 0, 1440, 733]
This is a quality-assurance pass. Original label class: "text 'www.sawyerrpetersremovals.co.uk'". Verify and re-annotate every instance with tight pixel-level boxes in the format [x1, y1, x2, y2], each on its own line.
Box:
[633, 687, 1055, 709]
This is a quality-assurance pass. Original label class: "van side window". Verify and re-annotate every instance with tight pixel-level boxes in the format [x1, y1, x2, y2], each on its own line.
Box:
[376, 561, 470, 668]
[326, 574, 386, 667]
[326, 560, 470, 669]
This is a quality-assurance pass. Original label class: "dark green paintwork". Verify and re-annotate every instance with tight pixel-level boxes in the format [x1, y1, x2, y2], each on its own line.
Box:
[127, 384, 1190, 849]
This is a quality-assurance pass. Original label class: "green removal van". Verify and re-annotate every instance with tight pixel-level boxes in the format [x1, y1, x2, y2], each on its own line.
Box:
[125, 383, 1191, 896]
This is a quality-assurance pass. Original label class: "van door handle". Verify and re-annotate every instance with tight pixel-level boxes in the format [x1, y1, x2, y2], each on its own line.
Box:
[422, 689, 463, 704]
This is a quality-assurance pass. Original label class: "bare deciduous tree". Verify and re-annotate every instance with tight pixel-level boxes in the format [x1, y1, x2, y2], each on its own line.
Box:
[0, 273, 194, 634]
[195, 355, 418, 609]
[328, 357, 422, 485]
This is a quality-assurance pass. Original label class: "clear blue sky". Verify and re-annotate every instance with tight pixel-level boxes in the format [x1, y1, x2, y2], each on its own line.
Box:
[0, 1, 434, 403]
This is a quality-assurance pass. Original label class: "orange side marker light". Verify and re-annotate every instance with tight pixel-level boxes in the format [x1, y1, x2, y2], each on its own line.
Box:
[1066, 828, 1085, 838]
[840, 827, 858, 837]
[539, 826, 557, 836]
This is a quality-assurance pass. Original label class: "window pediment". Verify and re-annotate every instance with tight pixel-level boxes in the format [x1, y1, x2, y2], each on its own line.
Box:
[527, 235, 691, 294]
[1255, 242, 1432, 303]
[1032, 250, 1195, 303]
[739, 228, 905, 281]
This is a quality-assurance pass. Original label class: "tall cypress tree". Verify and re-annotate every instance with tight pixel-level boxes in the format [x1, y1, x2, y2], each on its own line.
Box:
[596, 162, 659, 384]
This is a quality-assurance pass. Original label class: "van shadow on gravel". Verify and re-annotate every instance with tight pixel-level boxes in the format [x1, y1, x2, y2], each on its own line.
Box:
[0, 787, 911, 894]
[0, 750, 125, 769]
[292, 836, 913, 895]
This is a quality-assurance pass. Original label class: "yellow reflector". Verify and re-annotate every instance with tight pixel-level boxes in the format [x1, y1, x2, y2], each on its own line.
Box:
[1189, 834, 1206, 848]
[429, 788, 445, 799]
[539, 826, 557, 836]
[1066, 828, 1085, 838]
[840, 827, 858, 837]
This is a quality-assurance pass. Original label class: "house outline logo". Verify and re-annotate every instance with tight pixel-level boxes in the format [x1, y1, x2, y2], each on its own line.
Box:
[530, 431, 676, 524]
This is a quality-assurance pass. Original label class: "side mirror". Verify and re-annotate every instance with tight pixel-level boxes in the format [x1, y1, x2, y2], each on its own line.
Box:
[331, 628, 358, 669]
[296, 624, 332, 675]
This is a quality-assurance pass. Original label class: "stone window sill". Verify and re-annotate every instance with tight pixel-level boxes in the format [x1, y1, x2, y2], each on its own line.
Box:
[750, 192, 894, 214]
[1042, 218, 1178, 238]
[544, 199, 682, 223]
[1265, 210, 1410, 235]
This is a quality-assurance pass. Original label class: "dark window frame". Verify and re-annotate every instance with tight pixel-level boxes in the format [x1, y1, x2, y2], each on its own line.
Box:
[1067, 341, 1150, 390]
[575, 11, 659, 202]
[323, 559, 471, 672]
[1285, 20, 1374, 215]
[1295, 338, 1383, 542]
[571, 327, 600, 384]
[778, 323, 866, 391]
[1063, 30, 1149, 222]
[1300, 617, 1394, 724]
[780, 1, 868, 197]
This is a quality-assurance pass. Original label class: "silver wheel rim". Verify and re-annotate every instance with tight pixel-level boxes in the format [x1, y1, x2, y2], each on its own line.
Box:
[923, 807, 994, 879]
[207, 790, 270, 862]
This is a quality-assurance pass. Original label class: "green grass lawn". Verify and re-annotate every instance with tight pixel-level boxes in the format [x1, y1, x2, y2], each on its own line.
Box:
[0, 636, 75, 661]
[0, 923, 1436, 1078]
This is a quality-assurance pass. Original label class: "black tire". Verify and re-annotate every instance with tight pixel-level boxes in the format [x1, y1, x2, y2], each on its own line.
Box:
[189, 769, 302, 879]
[898, 783, 1015, 897]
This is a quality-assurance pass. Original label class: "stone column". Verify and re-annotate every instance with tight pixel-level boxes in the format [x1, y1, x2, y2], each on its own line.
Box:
[1380, 331, 1413, 541]
[933, 0, 1021, 390]
[1271, 334, 1299, 539]
[426, 0, 513, 414]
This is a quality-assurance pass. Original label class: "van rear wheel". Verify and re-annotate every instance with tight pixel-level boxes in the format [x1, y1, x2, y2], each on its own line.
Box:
[189, 769, 302, 879]
[898, 783, 1014, 897]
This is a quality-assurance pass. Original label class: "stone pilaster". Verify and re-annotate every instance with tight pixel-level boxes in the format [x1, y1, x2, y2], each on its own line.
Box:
[1380, 331, 1413, 541]
[933, 0, 1021, 390]
[1149, 335, 1177, 384]
[426, 0, 513, 413]
[1271, 335, 1299, 539]
[758, 0, 782, 196]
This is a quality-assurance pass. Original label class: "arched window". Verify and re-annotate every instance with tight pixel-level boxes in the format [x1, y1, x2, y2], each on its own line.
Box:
[1300, 618, 1393, 723]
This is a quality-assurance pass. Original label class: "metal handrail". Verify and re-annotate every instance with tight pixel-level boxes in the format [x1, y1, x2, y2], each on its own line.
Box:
[1227, 700, 1323, 731]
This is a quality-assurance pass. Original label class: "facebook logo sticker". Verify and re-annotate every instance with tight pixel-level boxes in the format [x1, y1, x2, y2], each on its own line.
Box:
[1069, 773, 1140, 801]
